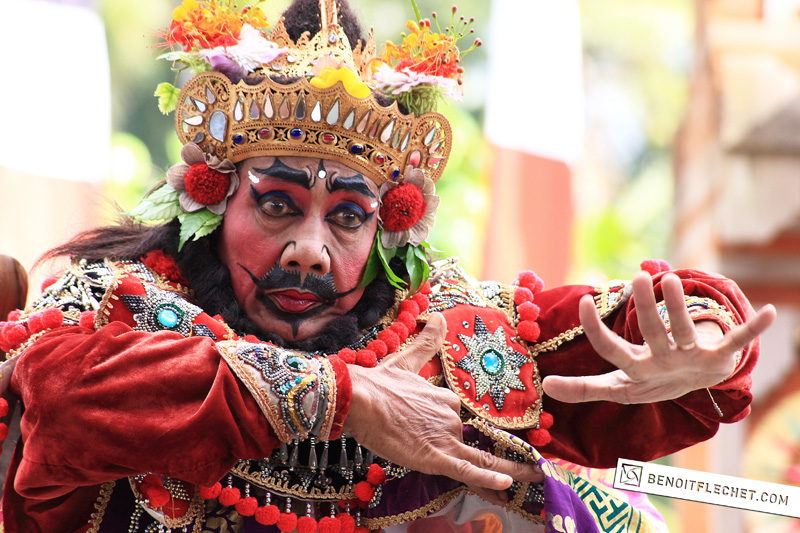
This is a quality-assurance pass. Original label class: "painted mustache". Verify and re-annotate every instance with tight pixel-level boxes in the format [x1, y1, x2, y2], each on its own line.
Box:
[240, 263, 358, 306]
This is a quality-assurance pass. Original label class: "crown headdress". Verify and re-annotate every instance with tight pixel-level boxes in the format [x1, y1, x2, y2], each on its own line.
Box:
[174, 0, 452, 186]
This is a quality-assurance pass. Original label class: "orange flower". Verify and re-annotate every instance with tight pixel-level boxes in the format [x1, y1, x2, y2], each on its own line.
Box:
[162, 0, 269, 52]
[381, 19, 461, 81]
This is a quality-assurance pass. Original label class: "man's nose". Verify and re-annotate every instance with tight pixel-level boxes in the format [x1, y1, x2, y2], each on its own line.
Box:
[279, 235, 331, 283]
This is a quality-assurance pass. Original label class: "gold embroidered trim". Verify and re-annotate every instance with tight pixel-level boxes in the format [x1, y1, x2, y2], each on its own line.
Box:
[86, 480, 116, 533]
[319, 356, 337, 440]
[128, 476, 206, 529]
[360, 487, 466, 529]
[231, 460, 356, 500]
[216, 340, 292, 442]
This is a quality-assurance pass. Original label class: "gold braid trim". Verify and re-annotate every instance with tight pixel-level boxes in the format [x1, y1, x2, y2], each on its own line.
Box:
[86, 481, 116, 533]
[360, 487, 465, 529]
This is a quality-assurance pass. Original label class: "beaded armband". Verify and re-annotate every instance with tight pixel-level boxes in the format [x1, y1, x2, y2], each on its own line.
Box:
[216, 341, 336, 442]
[656, 295, 737, 334]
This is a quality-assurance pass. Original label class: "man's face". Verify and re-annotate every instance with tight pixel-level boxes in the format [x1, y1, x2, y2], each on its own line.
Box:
[219, 156, 380, 343]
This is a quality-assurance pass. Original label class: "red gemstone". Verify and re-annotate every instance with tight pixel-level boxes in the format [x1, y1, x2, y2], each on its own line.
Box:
[258, 128, 271, 138]
[374, 153, 386, 164]
[321, 132, 336, 143]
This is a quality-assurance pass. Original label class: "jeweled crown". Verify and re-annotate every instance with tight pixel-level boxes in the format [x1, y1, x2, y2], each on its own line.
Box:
[174, 0, 452, 185]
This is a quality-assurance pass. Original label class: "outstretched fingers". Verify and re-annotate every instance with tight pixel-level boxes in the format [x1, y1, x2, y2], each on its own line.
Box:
[717, 304, 777, 356]
[579, 295, 636, 371]
[385, 312, 448, 374]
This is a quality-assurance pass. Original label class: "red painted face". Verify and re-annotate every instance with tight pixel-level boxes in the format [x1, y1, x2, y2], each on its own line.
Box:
[218, 156, 380, 343]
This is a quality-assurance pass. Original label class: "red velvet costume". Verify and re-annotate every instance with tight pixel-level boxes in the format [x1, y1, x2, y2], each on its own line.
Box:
[0, 255, 756, 532]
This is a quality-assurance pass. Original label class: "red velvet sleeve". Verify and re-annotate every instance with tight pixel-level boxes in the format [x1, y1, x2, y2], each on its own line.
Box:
[11, 322, 281, 499]
[534, 269, 758, 468]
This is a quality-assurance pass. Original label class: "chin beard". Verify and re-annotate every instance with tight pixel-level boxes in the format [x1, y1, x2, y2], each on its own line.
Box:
[173, 233, 399, 353]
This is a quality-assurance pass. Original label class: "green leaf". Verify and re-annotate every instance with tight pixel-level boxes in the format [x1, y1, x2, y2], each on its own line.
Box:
[125, 185, 181, 221]
[404, 246, 423, 293]
[154, 82, 181, 115]
[177, 210, 223, 250]
[373, 232, 406, 290]
[358, 239, 383, 289]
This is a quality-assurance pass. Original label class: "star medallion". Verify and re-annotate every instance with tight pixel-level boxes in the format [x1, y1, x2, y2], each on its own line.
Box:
[456, 315, 527, 411]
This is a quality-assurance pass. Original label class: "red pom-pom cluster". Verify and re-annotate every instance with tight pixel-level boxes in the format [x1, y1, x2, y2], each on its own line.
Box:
[379, 183, 427, 232]
[335, 292, 429, 369]
[142, 250, 190, 286]
[139, 475, 171, 508]
[513, 271, 544, 344]
[184, 162, 231, 205]
[640, 259, 672, 276]
[0, 307, 68, 353]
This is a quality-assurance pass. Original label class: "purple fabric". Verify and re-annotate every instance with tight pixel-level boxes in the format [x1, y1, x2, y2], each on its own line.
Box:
[539, 457, 603, 533]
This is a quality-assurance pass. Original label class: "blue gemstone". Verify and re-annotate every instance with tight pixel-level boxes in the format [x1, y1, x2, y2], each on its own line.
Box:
[157, 308, 179, 328]
[290, 128, 304, 138]
[233, 134, 245, 144]
[481, 350, 504, 375]
[295, 376, 302, 384]
[287, 355, 307, 370]
[392, 168, 400, 179]
[350, 144, 365, 155]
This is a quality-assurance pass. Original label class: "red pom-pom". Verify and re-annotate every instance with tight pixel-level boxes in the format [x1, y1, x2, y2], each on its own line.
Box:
[338, 513, 356, 533]
[421, 282, 432, 294]
[27, 314, 43, 334]
[398, 299, 420, 317]
[516, 320, 541, 342]
[640, 259, 672, 276]
[198, 482, 222, 500]
[517, 302, 540, 322]
[513, 287, 534, 306]
[355, 349, 377, 368]
[379, 183, 427, 232]
[526, 428, 552, 447]
[366, 463, 386, 485]
[389, 321, 409, 340]
[377, 330, 400, 352]
[3, 323, 29, 346]
[184, 163, 232, 206]
[255, 504, 280, 525]
[41, 308, 64, 330]
[517, 271, 544, 293]
[40, 277, 58, 292]
[366, 340, 388, 359]
[0, 398, 9, 418]
[296, 515, 318, 533]
[411, 293, 429, 312]
[242, 334, 260, 343]
[142, 250, 190, 285]
[337, 348, 357, 365]
[354, 527, 370, 533]
[318, 516, 341, 533]
[79, 311, 97, 330]
[145, 485, 170, 508]
[218, 486, 241, 506]
[6, 310, 21, 322]
[142, 474, 162, 488]
[538, 412, 554, 429]
[235, 496, 258, 516]
[0, 423, 8, 441]
[277, 512, 298, 532]
[397, 311, 417, 331]
[354, 481, 375, 502]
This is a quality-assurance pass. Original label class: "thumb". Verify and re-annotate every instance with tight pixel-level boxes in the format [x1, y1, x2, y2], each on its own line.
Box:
[387, 312, 448, 374]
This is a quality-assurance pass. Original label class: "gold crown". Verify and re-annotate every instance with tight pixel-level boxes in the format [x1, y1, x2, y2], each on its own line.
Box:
[173, 0, 452, 185]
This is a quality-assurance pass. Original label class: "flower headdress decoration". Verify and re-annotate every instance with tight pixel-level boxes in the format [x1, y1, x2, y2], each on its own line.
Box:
[131, 0, 286, 250]
[358, 1, 480, 292]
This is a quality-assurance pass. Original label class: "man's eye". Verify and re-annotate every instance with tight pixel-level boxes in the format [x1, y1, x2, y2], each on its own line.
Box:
[327, 204, 368, 228]
[258, 192, 299, 217]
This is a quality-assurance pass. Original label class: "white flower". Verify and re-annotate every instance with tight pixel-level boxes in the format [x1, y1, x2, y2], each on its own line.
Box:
[198, 24, 287, 76]
[371, 64, 463, 102]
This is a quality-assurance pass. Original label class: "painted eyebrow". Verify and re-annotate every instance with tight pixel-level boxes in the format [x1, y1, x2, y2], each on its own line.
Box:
[326, 174, 376, 199]
[251, 158, 313, 189]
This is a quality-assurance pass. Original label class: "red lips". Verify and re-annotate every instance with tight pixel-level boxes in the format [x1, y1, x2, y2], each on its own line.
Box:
[268, 290, 322, 313]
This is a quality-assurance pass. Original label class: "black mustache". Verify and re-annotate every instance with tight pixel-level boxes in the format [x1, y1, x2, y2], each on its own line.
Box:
[239, 263, 359, 304]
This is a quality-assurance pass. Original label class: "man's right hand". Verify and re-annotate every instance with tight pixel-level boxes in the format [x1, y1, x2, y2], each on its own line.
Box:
[342, 312, 543, 506]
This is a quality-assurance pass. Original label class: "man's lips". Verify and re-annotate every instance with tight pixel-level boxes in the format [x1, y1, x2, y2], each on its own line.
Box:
[266, 290, 322, 313]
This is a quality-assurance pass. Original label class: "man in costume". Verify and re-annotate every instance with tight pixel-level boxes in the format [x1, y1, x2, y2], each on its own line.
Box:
[0, 0, 776, 531]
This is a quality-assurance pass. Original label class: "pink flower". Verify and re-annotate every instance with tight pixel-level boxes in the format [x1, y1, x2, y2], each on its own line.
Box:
[166, 143, 239, 214]
[198, 24, 287, 82]
[379, 168, 439, 248]
[371, 63, 463, 102]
